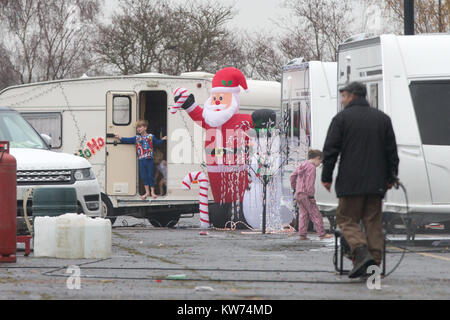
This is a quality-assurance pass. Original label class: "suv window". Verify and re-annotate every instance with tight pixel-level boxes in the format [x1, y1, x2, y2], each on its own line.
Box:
[410, 80, 450, 146]
[0, 111, 47, 149]
[21, 112, 62, 148]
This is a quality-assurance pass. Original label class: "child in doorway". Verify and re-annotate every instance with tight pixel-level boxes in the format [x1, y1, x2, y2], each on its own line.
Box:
[115, 120, 167, 200]
[290, 149, 333, 240]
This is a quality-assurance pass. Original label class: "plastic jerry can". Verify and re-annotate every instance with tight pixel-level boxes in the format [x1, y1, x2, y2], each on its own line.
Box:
[84, 217, 112, 259]
[33, 216, 57, 257]
[55, 214, 85, 259]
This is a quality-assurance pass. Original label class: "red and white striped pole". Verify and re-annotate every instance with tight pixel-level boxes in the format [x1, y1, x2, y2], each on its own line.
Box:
[182, 171, 210, 229]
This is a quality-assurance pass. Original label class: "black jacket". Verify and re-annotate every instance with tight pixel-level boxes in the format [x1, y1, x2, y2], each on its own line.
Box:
[321, 98, 399, 198]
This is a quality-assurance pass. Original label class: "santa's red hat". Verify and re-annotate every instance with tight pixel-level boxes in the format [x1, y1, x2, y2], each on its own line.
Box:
[211, 67, 248, 94]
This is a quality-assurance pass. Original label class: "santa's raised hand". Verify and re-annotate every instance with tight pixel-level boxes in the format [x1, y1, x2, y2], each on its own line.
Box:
[171, 87, 196, 114]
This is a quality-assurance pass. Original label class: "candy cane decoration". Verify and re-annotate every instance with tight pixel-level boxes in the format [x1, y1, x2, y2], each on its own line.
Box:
[171, 87, 189, 114]
[182, 171, 210, 229]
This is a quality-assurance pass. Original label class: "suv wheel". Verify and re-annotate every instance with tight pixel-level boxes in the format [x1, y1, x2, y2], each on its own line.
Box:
[101, 193, 116, 225]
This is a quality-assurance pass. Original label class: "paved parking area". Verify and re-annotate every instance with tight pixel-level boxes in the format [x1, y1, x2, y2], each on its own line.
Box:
[1, 216, 449, 300]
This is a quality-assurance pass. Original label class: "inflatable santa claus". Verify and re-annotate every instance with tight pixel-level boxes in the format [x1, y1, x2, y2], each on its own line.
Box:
[172, 67, 275, 228]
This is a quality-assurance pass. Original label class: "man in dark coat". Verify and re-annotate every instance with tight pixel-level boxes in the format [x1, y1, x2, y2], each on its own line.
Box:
[321, 82, 399, 278]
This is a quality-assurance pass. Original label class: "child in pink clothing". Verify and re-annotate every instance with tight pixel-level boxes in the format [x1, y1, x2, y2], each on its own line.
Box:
[290, 149, 333, 240]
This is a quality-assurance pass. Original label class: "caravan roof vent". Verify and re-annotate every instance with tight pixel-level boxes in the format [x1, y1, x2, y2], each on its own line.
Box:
[286, 57, 305, 66]
[344, 33, 375, 43]
[133, 72, 167, 77]
[180, 72, 214, 79]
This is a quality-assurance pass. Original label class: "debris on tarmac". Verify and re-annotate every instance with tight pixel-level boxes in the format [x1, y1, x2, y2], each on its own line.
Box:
[167, 274, 187, 280]
[195, 286, 214, 292]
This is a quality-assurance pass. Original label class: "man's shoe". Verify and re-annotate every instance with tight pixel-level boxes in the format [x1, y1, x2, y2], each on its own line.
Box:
[348, 246, 376, 279]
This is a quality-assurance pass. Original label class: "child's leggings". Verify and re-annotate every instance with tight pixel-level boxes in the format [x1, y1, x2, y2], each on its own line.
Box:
[296, 193, 326, 237]
[139, 158, 155, 187]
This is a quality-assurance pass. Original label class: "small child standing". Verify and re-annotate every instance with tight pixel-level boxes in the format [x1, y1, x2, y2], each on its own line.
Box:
[157, 160, 167, 196]
[290, 149, 333, 240]
[115, 120, 167, 200]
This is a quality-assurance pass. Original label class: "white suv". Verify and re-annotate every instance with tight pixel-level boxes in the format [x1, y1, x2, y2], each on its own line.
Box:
[0, 107, 101, 226]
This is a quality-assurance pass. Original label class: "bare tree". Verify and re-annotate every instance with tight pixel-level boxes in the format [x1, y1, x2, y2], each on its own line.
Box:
[237, 33, 285, 81]
[95, 0, 238, 75]
[37, 0, 102, 80]
[95, 0, 174, 75]
[384, 0, 450, 33]
[168, 0, 236, 73]
[0, 45, 20, 90]
[278, 28, 316, 62]
[0, 0, 41, 83]
[280, 0, 354, 61]
[0, 0, 102, 84]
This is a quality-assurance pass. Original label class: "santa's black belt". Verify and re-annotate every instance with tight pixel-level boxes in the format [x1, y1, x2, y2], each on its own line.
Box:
[205, 147, 247, 156]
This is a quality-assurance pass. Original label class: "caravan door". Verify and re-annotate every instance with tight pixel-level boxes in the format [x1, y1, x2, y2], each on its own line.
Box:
[106, 91, 138, 196]
[410, 80, 450, 204]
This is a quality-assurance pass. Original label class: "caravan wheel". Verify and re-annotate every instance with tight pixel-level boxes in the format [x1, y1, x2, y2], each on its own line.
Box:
[148, 214, 180, 228]
[101, 193, 116, 225]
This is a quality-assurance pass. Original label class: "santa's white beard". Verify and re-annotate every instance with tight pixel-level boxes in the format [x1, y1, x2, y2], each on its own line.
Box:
[203, 94, 239, 127]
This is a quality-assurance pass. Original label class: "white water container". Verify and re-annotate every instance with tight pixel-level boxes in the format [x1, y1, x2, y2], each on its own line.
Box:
[55, 214, 85, 259]
[84, 217, 112, 259]
[33, 216, 57, 257]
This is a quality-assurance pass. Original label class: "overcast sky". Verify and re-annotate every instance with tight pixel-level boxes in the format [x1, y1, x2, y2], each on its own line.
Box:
[103, 0, 290, 34]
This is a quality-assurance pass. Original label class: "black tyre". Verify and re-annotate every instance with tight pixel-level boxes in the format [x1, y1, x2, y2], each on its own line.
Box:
[148, 214, 180, 228]
[101, 193, 116, 225]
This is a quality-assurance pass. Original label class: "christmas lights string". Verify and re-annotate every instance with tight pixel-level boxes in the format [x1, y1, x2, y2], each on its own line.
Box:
[0, 83, 57, 104]
[58, 82, 86, 149]
[0, 78, 127, 150]
[207, 119, 295, 234]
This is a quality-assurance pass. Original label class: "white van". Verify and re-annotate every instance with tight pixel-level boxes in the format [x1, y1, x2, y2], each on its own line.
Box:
[280, 60, 338, 226]
[0, 107, 101, 229]
[337, 34, 450, 229]
[0, 73, 280, 227]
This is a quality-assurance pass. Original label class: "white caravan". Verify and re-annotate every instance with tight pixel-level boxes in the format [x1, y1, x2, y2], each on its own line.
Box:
[0, 73, 280, 226]
[280, 60, 338, 226]
[338, 34, 450, 229]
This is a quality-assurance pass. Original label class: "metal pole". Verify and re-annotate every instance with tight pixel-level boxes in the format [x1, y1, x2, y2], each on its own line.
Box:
[404, 0, 415, 35]
[438, 0, 443, 32]
[262, 175, 267, 234]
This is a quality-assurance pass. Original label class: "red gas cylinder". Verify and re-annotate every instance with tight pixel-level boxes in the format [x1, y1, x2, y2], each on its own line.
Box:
[0, 141, 17, 263]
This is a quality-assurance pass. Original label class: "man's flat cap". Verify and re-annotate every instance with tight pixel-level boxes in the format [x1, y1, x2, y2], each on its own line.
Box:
[339, 82, 367, 97]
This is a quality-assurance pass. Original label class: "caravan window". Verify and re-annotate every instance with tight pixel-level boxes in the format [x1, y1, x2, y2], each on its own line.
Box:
[113, 96, 131, 126]
[410, 81, 450, 146]
[21, 112, 62, 148]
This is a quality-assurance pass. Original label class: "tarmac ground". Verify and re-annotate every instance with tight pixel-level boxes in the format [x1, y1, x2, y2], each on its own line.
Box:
[1, 216, 449, 300]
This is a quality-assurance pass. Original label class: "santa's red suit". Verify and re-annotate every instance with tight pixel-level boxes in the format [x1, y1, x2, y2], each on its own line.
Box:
[173, 68, 254, 204]
[184, 104, 253, 203]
